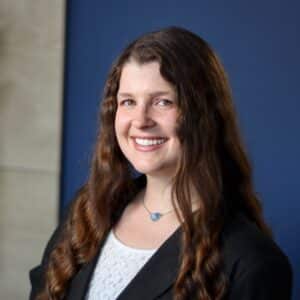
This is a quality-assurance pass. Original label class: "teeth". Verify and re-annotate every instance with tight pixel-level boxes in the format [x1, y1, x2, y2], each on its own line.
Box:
[135, 138, 166, 146]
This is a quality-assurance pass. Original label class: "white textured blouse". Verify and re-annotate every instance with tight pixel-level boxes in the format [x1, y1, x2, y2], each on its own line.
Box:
[86, 229, 157, 300]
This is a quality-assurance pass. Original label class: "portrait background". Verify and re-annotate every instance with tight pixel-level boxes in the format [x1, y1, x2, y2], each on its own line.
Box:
[0, 1, 65, 298]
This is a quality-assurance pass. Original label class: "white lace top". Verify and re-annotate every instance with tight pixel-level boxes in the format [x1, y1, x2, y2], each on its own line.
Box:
[86, 229, 157, 300]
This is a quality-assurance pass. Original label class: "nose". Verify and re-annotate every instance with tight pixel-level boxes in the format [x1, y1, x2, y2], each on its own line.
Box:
[132, 103, 155, 128]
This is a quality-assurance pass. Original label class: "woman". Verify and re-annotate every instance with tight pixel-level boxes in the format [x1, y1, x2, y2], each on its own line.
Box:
[29, 27, 293, 300]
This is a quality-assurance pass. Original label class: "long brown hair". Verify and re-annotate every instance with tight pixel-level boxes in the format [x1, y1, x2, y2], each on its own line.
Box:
[37, 26, 272, 300]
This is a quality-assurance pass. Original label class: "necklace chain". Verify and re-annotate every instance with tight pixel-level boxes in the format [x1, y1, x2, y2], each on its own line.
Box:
[142, 197, 175, 222]
[141, 196, 199, 222]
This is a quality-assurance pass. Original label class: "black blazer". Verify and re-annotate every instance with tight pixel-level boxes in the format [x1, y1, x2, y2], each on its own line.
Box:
[29, 190, 293, 300]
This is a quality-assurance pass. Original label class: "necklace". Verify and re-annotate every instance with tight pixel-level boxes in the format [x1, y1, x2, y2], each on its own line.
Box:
[142, 197, 175, 222]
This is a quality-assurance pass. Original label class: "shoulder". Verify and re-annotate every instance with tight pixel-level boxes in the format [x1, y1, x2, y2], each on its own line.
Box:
[221, 212, 290, 270]
[221, 213, 293, 299]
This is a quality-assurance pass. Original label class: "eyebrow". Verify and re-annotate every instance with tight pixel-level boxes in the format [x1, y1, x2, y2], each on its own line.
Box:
[117, 91, 173, 98]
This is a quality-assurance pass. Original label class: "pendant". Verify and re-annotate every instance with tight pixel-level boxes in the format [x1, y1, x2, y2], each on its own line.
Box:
[150, 212, 162, 221]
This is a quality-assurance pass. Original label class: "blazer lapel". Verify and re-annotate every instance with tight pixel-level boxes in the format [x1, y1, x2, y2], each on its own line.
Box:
[66, 251, 100, 300]
[66, 225, 182, 300]
[117, 226, 183, 300]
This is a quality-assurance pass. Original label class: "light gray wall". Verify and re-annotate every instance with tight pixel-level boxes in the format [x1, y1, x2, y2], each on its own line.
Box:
[0, 1, 65, 298]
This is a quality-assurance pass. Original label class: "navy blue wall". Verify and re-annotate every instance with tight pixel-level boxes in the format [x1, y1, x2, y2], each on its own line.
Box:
[61, 1, 299, 298]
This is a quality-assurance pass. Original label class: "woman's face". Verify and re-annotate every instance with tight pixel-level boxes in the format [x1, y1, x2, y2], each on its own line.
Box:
[115, 60, 181, 178]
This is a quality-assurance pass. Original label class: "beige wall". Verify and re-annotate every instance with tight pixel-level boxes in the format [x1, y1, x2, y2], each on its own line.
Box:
[0, 1, 65, 298]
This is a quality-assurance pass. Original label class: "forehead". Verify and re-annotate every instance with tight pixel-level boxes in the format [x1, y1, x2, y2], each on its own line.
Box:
[118, 60, 175, 96]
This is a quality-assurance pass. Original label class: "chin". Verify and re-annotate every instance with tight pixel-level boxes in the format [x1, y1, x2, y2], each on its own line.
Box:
[132, 165, 158, 175]
[132, 163, 175, 178]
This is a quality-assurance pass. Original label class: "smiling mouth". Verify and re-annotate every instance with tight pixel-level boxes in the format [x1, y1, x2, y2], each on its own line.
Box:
[134, 137, 167, 146]
[132, 136, 168, 152]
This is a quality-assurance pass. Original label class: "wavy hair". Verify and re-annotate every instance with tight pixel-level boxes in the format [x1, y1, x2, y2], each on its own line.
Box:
[37, 27, 272, 300]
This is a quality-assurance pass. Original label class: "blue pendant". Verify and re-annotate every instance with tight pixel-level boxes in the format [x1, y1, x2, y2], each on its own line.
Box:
[150, 212, 162, 221]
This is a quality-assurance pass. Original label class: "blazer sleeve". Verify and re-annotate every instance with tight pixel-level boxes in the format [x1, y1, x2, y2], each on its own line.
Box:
[29, 206, 70, 300]
[229, 256, 293, 300]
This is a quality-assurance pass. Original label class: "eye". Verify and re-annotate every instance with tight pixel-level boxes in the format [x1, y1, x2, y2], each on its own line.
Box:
[119, 99, 135, 106]
[155, 99, 173, 106]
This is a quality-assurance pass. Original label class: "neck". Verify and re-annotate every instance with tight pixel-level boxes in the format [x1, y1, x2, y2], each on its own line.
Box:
[142, 174, 200, 214]
[143, 174, 174, 212]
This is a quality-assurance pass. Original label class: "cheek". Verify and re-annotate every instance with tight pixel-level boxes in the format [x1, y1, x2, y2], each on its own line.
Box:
[164, 115, 179, 135]
[115, 111, 130, 137]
